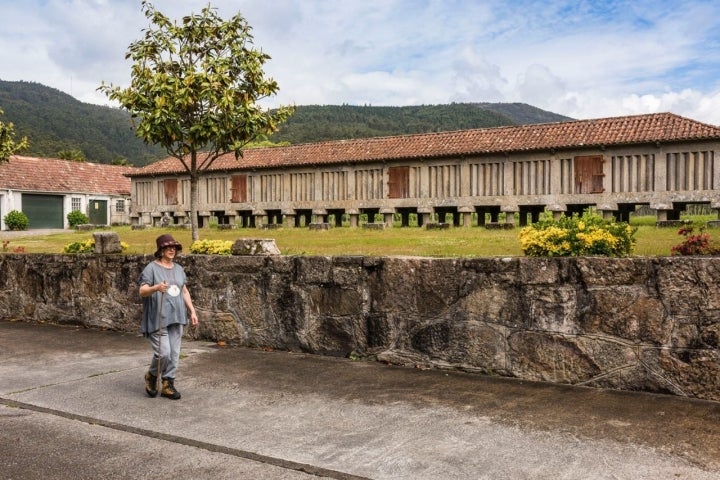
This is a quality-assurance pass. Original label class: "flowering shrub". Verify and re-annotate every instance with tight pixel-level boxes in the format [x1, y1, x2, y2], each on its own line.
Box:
[189, 239, 233, 255]
[519, 211, 636, 257]
[63, 238, 129, 253]
[670, 225, 720, 255]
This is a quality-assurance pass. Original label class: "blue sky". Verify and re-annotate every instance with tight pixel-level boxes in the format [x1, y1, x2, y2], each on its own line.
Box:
[2, 0, 720, 124]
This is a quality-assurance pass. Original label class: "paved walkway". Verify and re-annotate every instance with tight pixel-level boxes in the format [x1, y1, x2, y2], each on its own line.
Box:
[0, 228, 68, 239]
[1, 320, 719, 479]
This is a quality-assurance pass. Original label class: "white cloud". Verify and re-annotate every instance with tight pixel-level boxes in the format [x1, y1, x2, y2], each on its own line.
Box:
[2, 0, 720, 123]
[449, 46, 507, 103]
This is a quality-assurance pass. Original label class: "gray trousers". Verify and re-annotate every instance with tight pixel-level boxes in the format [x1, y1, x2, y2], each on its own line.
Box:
[148, 323, 183, 379]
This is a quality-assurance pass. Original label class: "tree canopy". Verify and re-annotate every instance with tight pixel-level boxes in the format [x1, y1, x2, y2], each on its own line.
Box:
[0, 107, 29, 163]
[99, 1, 293, 240]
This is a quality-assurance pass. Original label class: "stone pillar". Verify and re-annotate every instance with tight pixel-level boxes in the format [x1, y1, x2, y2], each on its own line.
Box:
[381, 208, 395, 228]
[312, 209, 328, 224]
[253, 210, 266, 228]
[547, 204, 566, 222]
[418, 207, 432, 227]
[174, 211, 187, 226]
[347, 209, 360, 228]
[711, 202, 720, 220]
[597, 203, 617, 221]
[458, 206, 474, 227]
[198, 211, 211, 228]
[652, 203, 671, 223]
[502, 206, 517, 226]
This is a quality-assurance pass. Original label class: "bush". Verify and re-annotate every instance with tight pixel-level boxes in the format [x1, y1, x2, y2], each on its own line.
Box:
[67, 210, 89, 227]
[63, 238, 95, 253]
[4, 210, 29, 231]
[63, 238, 129, 253]
[670, 225, 720, 255]
[189, 239, 233, 255]
[519, 211, 637, 257]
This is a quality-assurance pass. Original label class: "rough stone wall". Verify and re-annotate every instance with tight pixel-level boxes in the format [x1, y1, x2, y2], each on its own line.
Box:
[0, 254, 718, 402]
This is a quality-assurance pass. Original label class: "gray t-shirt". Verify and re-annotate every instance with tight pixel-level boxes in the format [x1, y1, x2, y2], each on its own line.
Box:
[139, 261, 188, 336]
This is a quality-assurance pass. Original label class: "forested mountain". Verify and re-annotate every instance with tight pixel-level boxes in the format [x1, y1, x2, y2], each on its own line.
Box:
[268, 103, 572, 144]
[0, 80, 572, 166]
[0, 80, 165, 166]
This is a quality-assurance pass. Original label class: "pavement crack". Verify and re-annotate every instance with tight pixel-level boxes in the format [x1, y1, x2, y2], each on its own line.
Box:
[0, 397, 372, 480]
[3, 366, 142, 395]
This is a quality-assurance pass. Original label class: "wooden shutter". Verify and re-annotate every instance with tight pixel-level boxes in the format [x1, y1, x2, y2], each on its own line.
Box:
[231, 175, 247, 203]
[388, 166, 410, 199]
[574, 156, 605, 194]
[163, 179, 178, 205]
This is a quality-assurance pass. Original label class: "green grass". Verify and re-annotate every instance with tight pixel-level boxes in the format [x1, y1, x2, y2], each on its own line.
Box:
[1, 214, 718, 257]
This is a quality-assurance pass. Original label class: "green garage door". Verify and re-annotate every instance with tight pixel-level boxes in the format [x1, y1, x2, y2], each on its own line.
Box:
[22, 194, 64, 229]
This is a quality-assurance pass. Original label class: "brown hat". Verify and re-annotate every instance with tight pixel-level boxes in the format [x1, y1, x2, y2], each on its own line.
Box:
[154, 234, 182, 258]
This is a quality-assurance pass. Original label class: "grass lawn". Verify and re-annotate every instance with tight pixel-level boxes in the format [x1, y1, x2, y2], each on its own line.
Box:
[1, 214, 717, 257]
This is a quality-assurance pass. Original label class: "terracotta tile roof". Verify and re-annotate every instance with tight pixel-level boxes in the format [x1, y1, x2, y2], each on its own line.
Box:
[129, 112, 720, 177]
[0, 156, 134, 195]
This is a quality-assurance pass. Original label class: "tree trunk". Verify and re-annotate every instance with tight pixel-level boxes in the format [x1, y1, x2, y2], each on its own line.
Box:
[189, 151, 200, 242]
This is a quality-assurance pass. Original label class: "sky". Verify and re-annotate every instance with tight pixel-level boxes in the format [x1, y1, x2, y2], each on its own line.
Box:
[2, 0, 720, 124]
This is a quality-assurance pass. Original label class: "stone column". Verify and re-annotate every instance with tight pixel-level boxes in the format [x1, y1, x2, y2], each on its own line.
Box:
[347, 209, 360, 228]
[652, 203, 671, 222]
[283, 210, 296, 228]
[458, 206, 474, 227]
[502, 206, 517, 226]
[597, 203, 617, 221]
[312, 209, 328, 224]
[253, 210, 266, 228]
[417, 207, 432, 227]
[381, 208, 395, 228]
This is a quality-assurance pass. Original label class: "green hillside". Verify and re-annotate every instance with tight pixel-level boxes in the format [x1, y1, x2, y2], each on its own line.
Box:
[269, 103, 572, 144]
[0, 80, 165, 166]
[0, 80, 573, 165]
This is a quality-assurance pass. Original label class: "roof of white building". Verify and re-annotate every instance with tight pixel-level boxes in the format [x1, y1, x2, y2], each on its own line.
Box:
[0, 156, 134, 195]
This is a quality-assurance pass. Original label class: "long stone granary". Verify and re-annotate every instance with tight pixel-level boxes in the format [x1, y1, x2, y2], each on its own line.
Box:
[126, 112, 720, 228]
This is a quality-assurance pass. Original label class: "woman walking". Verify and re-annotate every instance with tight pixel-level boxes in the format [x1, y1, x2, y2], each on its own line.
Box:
[139, 234, 199, 399]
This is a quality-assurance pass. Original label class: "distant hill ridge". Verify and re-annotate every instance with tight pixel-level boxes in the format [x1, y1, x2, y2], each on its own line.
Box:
[0, 80, 572, 166]
[268, 103, 572, 145]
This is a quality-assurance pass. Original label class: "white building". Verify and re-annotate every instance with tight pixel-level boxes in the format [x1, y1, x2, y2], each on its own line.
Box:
[0, 156, 135, 230]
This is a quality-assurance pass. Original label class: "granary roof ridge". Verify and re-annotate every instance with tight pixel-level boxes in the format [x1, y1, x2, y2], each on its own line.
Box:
[0, 156, 135, 195]
[128, 112, 720, 177]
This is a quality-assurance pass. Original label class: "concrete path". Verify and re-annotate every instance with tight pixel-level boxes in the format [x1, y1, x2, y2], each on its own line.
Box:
[1, 320, 719, 480]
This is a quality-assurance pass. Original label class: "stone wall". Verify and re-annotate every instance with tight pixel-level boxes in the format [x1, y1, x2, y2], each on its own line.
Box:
[1, 254, 718, 402]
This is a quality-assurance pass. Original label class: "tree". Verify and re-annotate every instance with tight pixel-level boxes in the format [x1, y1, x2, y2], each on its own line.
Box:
[57, 148, 87, 162]
[0, 107, 29, 163]
[99, 1, 293, 241]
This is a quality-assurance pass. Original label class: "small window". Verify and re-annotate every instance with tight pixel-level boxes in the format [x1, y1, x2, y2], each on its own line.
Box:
[71, 197, 82, 212]
[115, 199, 125, 213]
